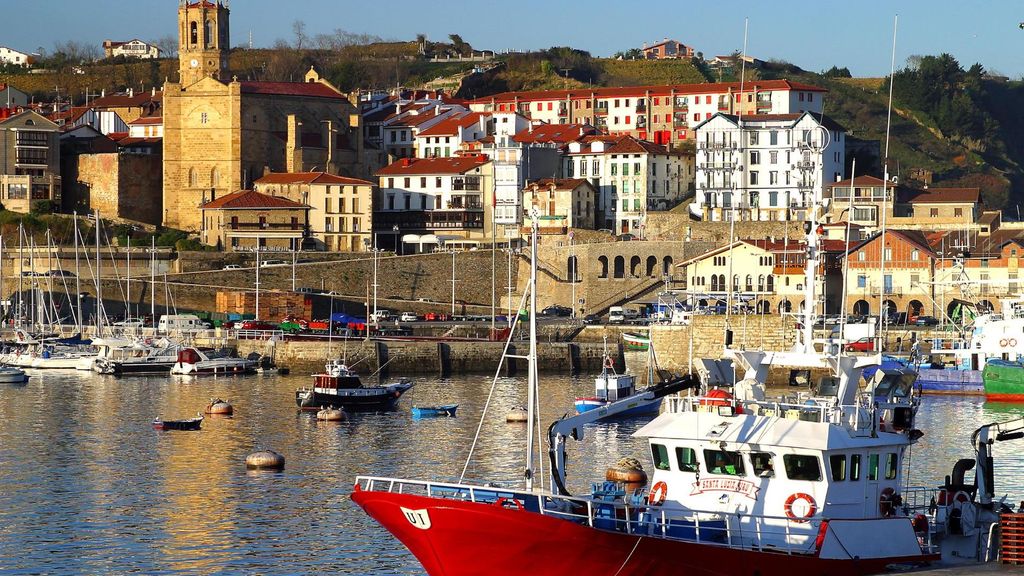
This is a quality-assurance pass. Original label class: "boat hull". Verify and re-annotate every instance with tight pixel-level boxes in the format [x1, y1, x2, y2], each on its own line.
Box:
[296, 382, 412, 411]
[351, 489, 934, 576]
[982, 360, 1024, 401]
[109, 360, 176, 375]
[574, 397, 662, 417]
[170, 362, 256, 376]
[411, 405, 458, 418]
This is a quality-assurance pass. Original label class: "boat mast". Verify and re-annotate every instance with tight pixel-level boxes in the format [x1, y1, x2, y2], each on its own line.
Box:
[74, 214, 81, 334]
[255, 248, 260, 320]
[150, 237, 155, 324]
[95, 210, 102, 336]
[126, 235, 131, 321]
[525, 208, 539, 491]
[16, 223, 22, 329]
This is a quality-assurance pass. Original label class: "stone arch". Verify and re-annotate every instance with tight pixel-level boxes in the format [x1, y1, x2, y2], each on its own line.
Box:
[211, 167, 220, 188]
[662, 256, 673, 275]
[766, 275, 775, 293]
[597, 255, 608, 279]
[188, 167, 197, 187]
[853, 299, 870, 316]
[646, 255, 657, 277]
[756, 300, 770, 314]
[744, 274, 753, 292]
[567, 255, 579, 282]
[205, 19, 214, 48]
[613, 256, 625, 279]
[883, 299, 897, 317]
[778, 299, 792, 313]
[630, 255, 642, 277]
[908, 299, 924, 316]
[190, 21, 198, 45]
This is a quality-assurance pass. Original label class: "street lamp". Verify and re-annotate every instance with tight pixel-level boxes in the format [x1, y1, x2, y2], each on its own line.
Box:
[393, 224, 400, 255]
[449, 247, 457, 316]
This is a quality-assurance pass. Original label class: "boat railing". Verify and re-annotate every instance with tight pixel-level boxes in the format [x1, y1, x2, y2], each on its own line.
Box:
[666, 395, 875, 436]
[354, 476, 818, 554]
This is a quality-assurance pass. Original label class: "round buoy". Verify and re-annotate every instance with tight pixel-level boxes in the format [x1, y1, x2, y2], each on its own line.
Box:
[506, 407, 528, 423]
[316, 407, 346, 422]
[205, 398, 234, 415]
[246, 450, 285, 470]
[277, 367, 290, 375]
[606, 457, 648, 485]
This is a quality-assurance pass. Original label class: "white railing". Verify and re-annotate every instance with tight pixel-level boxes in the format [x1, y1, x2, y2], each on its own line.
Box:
[234, 329, 284, 341]
[665, 394, 876, 436]
[354, 476, 818, 554]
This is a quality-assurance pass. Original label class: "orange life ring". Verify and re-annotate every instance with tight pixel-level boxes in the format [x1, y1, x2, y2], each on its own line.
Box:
[648, 480, 668, 506]
[879, 487, 899, 517]
[494, 497, 524, 511]
[784, 492, 817, 522]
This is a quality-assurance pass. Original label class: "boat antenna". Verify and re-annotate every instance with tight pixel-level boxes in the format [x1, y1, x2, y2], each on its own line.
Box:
[724, 16, 749, 361]
[525, 206, 541, 491]
[878, 14, 898, 347]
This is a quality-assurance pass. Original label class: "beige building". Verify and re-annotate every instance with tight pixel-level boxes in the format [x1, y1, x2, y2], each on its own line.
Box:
[0, 109, 61, 213]
[254, 172, 375, 252]
[521, 178, 596, 233]
[163, 0, 365, 232]
[103, 39, 162, 60]
[199, 189, 310, 251]
[827, 175, 980, 233]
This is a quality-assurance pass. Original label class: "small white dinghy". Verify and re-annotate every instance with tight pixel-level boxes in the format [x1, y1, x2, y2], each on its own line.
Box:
[0, 366, 28, 384]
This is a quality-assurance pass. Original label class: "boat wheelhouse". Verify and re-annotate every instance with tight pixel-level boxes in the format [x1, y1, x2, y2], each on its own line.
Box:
[295, 360, 413, 411]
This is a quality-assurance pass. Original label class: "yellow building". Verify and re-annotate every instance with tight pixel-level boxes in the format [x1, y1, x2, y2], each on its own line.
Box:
[254, 172, 375, 252]
[199, 189, 310, 251]
[163, 0, 365, 233]
[0, 109, 61, 213]
[521, 178, 596, 233]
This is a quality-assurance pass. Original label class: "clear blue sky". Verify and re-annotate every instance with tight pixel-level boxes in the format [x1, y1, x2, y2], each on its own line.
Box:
[3, 0, 1022, 77]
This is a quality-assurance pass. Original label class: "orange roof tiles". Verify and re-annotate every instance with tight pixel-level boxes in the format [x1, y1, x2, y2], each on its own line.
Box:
[511, 123, 596, 144]
[376, 156, 490, 176]
[417, 112, 488, 137]
[470, 79, 826, 105]
[200, 190, 309, 210]
[239, 81, 343, 100]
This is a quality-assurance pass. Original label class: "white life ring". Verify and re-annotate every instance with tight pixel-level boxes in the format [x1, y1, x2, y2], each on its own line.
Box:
[1000, 339, 1010, 347]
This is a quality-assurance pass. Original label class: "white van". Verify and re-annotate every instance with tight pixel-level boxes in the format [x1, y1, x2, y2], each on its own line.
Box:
[608, 306, 626, 324]
[158, 314, 205, 333]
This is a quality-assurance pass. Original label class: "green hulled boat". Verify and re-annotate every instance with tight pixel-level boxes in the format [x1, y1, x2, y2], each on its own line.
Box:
[622, 332, 650, 352]
[982, 359, 1024, 401]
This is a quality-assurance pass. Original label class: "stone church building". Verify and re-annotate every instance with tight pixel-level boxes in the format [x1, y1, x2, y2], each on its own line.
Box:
[163, 0, 366, 232]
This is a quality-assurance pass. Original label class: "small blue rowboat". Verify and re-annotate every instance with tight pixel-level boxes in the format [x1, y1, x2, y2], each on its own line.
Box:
[412, 404, 458, 418]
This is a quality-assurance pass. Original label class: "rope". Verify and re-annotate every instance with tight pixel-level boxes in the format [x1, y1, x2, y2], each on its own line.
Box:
[612, 537, 642, 576]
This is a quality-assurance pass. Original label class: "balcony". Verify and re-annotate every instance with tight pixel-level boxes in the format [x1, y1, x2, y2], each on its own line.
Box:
[635, 103, 647, 113]
[557, 106, 568, 117]
[795, 161, 815, 170]
[451, 176, 481, 191]
[447, 197, 483, 210]
[756, 100, 772, 112]
[672, 99, 688, 111]
[717, 101, 730, 111]
[595, 106, 609, 116]
[375, 210, 484, 231]
[229, 222, 305, 230]
[636, 116, 647, 128]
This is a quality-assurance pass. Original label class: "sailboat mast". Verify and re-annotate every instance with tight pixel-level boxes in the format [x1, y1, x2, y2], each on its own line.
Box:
[17, 223, 22, 329]
[150, 237, 155, 323]
[95, 210, 102, 335]
[74, 214, 81, 334]
[525, 211, 539, 491]
[126, 235, 131, 321]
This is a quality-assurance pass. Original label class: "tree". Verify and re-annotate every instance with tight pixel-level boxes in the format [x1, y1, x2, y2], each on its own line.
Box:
[292, 20, 308, 50]
[151, 34, 178, 58]
[613, 48, 643, 60]
[448, 34, 470, 56]
[822, 65, 852, 78]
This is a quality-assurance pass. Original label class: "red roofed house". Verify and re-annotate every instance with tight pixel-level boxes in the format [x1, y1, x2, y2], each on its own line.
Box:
[414, 111, 492, 158]
[467, 79, 826, 147]
[381, 103, 466, 159]
[521, 179, 596, 233]
[641, 39, 695, 60]
[562, 135, 693, 234]
[163, 1, 367, 233]
[102, 39, 162, 60]
[199, 189, 311, 251]
[375, 156, 494, 252]
[254, 172, 375, 252]
[827, 175, 981, 233]
[0, 109, 62, 213]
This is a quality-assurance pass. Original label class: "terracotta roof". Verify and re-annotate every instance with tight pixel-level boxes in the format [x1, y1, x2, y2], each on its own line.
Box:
[417, 112, 489, 137]
[644, 39, 689, 50]
[115, 136, 162, 146]
[88, 91, 162, 109]
[847, 229, 937, 257]
[376, 155, 490, 176]
[385, 108, 454, 128]
[470, 79, 827, 105]
[524, 178, 592, 191]
[255, 172, 374, 186]
[899, 187, 980, 204]
[128, 116, 162, 125]
[239, 81, 343, 99]
[363, 103, 397, 123]
[604, 135, 670, 155]
[201, 190, 309, 210]
[827, 175, 891, 189]
[512, 123, 596, 144]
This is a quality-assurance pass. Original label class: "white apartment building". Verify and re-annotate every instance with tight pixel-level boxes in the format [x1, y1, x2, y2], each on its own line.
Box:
[103, 39, 162, 60]
[414, 111, 493, 158]
[0, 46, 32, 67]
[692, 111, 845, 222]
[468, 80, 826, 146]
[380, 103, 466, 159]
[563, 136, 692, 235]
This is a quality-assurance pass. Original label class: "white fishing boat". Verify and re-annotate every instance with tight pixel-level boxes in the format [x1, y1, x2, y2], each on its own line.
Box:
[170, 347, 256, 375]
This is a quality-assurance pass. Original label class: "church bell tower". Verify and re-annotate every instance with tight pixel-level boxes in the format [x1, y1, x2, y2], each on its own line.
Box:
[178, 0, 230, 86]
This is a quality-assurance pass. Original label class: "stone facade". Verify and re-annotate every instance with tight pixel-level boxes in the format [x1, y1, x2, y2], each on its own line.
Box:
[254, 172, 374, 252]
[75, 153, 163, 225]
[0, 110, 62, 213]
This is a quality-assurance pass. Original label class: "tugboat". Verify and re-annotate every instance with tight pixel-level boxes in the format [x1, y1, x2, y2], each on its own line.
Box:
[351, 211, 1024, 575]
[295, 360, 413, 411]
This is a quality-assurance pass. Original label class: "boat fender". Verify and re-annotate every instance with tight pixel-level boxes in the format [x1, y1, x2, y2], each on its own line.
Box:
[912, 513, 929, 534]
[648, 481, 668, 506]
[494, 497, 524, 511]
[1001, 339, 1009, 347]
[879, 487, 901, 517]
[604, 356, 614, 370]
[784, 492, 817, 522]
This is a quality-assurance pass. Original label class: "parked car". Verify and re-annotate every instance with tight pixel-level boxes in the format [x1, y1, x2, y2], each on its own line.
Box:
[295, 287, 318, 294]
[913, 315, 939, 326]
[400, 312, 419, 322]
[240, 320, 278, 331]
[541, 305, 572, 317]
[20, 271, 46, 277]
[370, 310, 395, 322]
[222, 264, 242, 270]
[260, 259, 286, 268]
[844, 337, 875, 353]
[582, 313, 602, 325]
[49, 269, 75, 277]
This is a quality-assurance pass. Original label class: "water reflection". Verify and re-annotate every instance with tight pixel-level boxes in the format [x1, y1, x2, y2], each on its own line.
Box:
[1, 372, 1023, 574]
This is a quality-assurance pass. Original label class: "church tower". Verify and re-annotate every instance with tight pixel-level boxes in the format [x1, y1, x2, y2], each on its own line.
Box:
[178, 0, 230, 86]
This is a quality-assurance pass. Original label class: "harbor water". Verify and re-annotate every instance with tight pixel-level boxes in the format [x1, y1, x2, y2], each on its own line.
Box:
[1, 371, 1024, 574]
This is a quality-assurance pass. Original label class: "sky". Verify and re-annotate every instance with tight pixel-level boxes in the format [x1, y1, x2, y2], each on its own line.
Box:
[3, 0, 1023, 78]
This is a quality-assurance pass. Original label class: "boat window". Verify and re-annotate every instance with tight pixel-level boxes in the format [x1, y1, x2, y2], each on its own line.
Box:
[830, 454, 847, 481]
[783, 454, 822, 481]
[850, 454, 861, 481]
[868, 454, 880, 481]
[750, 452, 775, 478]
[704, 449, 745, 476]
[885, 453, 898, 480]
[675, 447, 699, 473]
[651, 443, 671, 471]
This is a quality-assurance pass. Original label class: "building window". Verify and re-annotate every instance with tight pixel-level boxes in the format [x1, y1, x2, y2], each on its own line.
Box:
[911, 249, 919, 261]
[749, 172, 758, 186]
[749, 131, 758, 146]
[858, 252, 866, 262]
[857, 275, 866, 288]
[200, 112, 208, 124]
[929, 208, 939, 217]
[749, 151, 760, 165]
